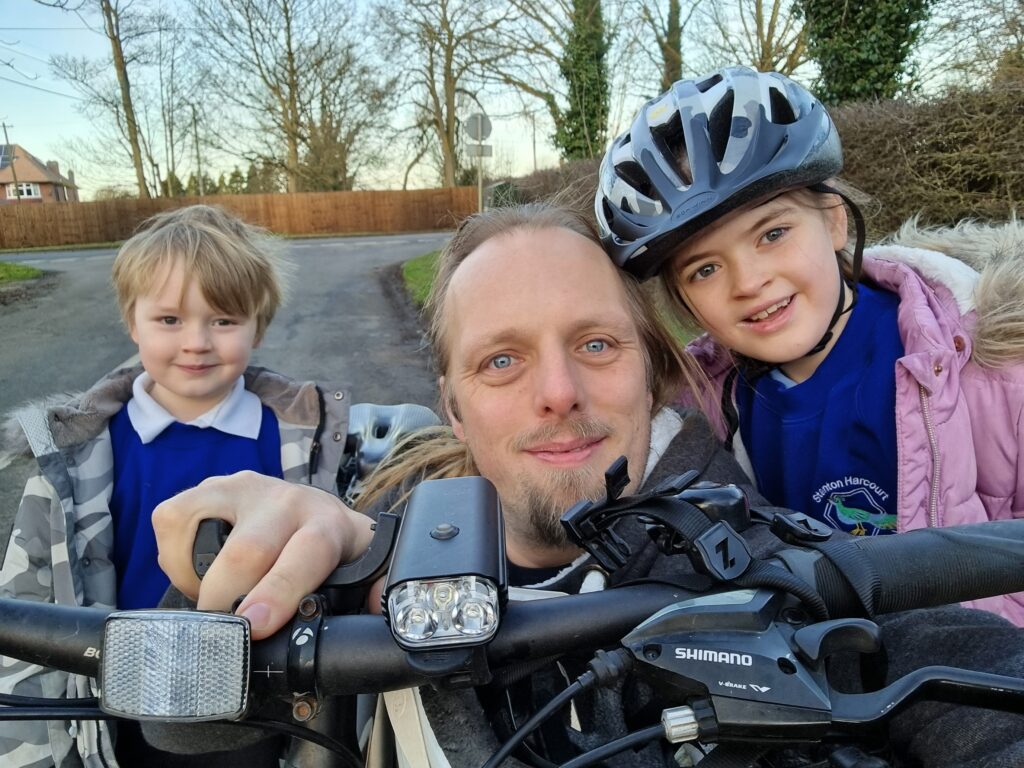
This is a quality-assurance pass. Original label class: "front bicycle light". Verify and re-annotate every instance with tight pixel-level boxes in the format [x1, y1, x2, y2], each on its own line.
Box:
[383, 476, 507, 651]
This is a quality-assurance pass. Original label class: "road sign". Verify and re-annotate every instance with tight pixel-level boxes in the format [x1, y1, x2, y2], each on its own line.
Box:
[466, 113, 492, 141]
[466, 144, 493, 157]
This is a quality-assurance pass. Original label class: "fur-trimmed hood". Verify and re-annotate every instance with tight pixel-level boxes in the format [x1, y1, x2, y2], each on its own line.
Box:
[880, 216, 1024, 368]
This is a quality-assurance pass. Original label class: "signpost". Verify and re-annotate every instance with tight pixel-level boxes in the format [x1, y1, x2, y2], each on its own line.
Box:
[466, 112, 492, 211]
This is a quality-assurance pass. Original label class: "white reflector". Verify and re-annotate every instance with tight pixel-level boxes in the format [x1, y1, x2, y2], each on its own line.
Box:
[100, 611, 249, 721]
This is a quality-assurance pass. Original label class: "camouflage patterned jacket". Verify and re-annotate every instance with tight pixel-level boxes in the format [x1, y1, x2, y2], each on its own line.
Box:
[0, 365, 350, 768]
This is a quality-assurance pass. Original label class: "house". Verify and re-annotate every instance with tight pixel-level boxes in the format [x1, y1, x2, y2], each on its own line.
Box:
[0, 144, 79, 203]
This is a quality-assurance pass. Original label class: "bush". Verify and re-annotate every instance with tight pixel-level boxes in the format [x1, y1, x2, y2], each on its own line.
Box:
[508, 159, 601, 210]
[834, 79, 1024, 236]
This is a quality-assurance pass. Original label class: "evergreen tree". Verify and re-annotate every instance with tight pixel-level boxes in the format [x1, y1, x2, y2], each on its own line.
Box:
[227, 166, 247, 195]
[162, 171, 185, 197]
[244, 160, 284, 194]
[553, 0, 610, 160]
[799, 0, 932, 103]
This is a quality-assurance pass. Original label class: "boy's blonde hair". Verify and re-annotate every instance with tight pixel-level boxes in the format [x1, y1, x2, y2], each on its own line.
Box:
[112, 205, 287, 341]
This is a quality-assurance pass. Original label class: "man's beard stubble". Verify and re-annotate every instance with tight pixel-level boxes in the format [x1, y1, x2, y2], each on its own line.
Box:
[504, 416, 613, 552]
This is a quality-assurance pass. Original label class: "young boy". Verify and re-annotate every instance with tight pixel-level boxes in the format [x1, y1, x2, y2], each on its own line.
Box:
[0, 205, 350, 767]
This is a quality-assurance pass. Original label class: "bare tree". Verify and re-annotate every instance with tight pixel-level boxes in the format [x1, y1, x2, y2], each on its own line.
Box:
[373, 0, 516, 188]
[487, 0, 638, 159]
[635, 0, 704, 91]
[911, 0, 1024, 90]
[147, 11, 196, 195]
[297, 49, 397, 191]
[192, 0, 391, 193]
[695, 0, 808, 74]
[46, 0, 153, 197]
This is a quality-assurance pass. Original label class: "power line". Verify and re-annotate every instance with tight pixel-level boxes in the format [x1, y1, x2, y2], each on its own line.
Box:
[0, 27, 100, 32]
[0, 74, 82, 100]
[0, 43, 52, 66]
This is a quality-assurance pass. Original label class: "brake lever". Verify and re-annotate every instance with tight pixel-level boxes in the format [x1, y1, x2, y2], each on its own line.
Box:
[830, 665, 1024, 724]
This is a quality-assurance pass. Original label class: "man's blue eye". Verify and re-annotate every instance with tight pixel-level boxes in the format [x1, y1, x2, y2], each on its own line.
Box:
[490, 354, 513, 369]
[584, 340, 607, 353]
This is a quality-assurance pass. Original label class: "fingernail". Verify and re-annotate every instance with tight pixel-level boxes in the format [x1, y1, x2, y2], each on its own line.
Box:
[240, 602, 271, 631]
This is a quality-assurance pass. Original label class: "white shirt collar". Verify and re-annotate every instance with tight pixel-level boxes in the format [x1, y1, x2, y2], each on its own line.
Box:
[126, 372, 262, 444]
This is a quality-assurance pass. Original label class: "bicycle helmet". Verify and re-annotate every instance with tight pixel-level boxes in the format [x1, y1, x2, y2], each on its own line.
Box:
[596, 66, 843, 279]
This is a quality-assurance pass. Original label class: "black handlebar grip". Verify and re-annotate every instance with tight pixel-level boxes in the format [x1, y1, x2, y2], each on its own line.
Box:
[813, 520, 1024, 617]
[192, 518, 232, 579]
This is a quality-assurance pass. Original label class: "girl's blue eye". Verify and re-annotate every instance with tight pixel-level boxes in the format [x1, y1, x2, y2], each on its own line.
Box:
[765, 227, 786, 242]
[159, 316, 179, 325]
[692, 264, 718, 281]
[583, 339, 607, 353]
[489, 354, 513, 370]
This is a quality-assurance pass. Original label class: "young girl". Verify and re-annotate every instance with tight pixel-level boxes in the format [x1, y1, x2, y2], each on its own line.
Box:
[595, 65, 1024, 624]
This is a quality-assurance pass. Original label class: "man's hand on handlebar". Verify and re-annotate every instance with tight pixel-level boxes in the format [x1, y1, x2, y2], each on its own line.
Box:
[152, 470, 374, 639]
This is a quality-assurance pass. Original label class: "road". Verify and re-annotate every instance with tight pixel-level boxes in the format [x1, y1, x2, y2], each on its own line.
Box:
[0, 232, 450, 556]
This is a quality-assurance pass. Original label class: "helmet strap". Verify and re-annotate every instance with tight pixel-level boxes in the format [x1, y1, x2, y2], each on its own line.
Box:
[802, 183, 865, 358]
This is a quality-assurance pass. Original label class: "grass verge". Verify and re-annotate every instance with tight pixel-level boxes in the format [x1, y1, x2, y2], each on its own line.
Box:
[0, 262, 44, 284]
[401, 247, 699, 346]
[402, 250, 439, 308]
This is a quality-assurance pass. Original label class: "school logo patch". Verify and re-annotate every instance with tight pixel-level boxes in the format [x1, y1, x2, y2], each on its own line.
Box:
[814, 479, 896, 536]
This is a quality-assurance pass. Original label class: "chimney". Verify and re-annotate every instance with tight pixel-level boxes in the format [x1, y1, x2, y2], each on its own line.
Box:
[68, 169, 75, 185]
[47, 160, 60, 176]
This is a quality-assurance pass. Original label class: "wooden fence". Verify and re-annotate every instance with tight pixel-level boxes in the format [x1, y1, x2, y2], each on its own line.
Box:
[0, 187, 478, 250]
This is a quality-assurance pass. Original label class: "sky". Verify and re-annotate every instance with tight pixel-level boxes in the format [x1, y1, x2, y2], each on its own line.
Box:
[1, 1, 108, 192]
[0, 0, 568, 200]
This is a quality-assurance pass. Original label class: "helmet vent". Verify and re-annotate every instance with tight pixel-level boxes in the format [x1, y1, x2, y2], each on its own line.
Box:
[768, 87, 797, 124]
[616, 160, 656, 204]
[695, 73, 723, 93]
[652, 112, 691, 184]
[707, 91, 735, 163]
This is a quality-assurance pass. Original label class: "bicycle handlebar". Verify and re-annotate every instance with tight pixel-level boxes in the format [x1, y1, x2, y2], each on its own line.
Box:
[809, 520, 1024, 616]
[2, 520, 1023, 698]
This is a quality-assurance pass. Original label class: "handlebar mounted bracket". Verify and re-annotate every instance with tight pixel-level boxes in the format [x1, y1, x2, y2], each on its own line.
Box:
[561, 458, 755, 581]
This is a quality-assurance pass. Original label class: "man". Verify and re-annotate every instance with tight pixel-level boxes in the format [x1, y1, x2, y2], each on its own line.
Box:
[153, 202, 744, 636]
[153, 203, 1024, 767]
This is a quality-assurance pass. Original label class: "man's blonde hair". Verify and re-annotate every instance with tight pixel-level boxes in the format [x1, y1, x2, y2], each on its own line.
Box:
[357, 201, 705, 512]
[112, 205, 287, 341]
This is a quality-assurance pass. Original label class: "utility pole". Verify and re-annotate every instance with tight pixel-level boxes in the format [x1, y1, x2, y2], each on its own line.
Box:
[1, 122, 21, 202]
[191, 104, 204, 196]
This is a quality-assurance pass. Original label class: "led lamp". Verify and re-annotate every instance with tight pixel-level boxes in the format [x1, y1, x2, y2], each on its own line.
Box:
[383, 476, 507, 653]
[389, 576, 500, 648]
[100, 611, 249, 721]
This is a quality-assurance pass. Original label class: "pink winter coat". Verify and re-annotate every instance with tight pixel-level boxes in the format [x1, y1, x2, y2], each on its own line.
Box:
[682, 220, 1024, 625]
